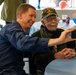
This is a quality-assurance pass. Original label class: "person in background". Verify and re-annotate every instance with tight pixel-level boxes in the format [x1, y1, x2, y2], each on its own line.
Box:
[31, 7, 76, 75]
[0, 0, 26, 24]
[0, 3, 76, 75]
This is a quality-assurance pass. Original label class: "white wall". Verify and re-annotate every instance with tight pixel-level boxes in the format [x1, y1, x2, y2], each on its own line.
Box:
[36, 10, 76, 21]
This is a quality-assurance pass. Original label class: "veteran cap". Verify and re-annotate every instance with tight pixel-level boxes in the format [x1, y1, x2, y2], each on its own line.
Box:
[42, 8, 58, 19]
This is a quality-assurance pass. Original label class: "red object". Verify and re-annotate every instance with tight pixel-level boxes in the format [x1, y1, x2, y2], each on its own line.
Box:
[59, 1, 67, 9]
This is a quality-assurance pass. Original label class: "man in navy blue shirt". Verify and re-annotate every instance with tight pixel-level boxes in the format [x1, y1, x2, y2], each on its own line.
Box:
[0, 3, 76, 75]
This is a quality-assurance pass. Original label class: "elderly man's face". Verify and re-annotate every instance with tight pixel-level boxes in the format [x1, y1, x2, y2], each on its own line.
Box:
[43, 15, 58, 31]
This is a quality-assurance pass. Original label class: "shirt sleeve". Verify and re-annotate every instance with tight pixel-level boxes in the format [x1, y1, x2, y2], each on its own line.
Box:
[2, 25, 51, 52]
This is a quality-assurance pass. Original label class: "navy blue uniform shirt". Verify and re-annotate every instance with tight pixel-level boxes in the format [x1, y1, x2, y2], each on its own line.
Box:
[0, 21, 50, 75]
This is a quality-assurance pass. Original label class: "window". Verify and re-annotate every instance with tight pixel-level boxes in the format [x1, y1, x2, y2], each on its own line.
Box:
[28, 0, 76, 10]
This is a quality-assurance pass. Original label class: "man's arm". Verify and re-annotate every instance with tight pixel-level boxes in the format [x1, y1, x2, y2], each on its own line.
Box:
[48, 28, 76, 46]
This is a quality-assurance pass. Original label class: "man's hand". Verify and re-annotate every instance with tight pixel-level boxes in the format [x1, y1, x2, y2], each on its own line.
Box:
[59, 28, 76, 43]
[54, 48, 76, 59]
[48, 28, 76, 47]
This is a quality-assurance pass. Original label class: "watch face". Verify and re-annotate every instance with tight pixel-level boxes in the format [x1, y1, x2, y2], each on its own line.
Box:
[71, 30, 76, 38]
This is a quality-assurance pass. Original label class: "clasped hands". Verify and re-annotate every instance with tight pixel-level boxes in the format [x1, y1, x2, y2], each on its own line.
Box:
[54, 48, 76, 59]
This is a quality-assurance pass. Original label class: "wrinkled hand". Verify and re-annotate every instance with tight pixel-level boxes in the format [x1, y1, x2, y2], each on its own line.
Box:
[54, 48, 76, 59]
[63, 48, 76, 59]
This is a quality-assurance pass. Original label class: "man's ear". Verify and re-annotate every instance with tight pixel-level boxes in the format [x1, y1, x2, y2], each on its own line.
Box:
[57, 17, 60, 22]
[41, 20, 45, 26]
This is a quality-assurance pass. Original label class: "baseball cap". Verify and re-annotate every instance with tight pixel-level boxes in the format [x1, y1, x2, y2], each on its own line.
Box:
[42, 8, 58, 19]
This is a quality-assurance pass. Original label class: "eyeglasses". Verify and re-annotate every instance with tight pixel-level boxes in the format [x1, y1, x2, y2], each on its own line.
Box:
[44, 16, 57, 22]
